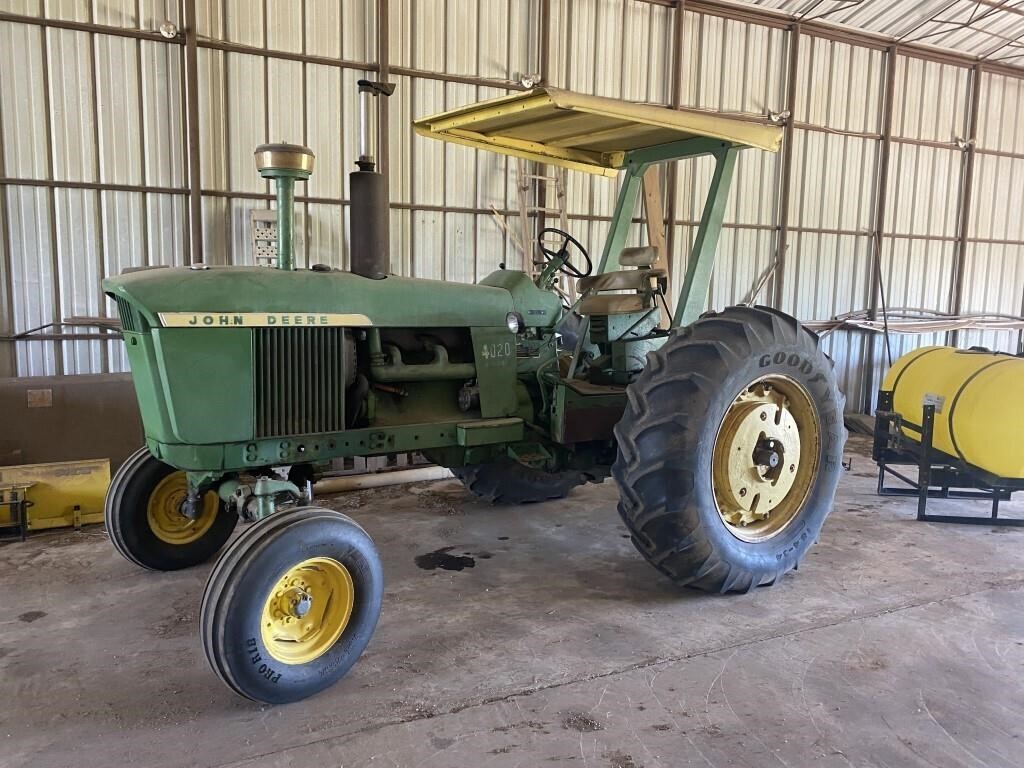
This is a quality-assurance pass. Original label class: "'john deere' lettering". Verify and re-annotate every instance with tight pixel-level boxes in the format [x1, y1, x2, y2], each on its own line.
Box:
[158, 312, 373, 328]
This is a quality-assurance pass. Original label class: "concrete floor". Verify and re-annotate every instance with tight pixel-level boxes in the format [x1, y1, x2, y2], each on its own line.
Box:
[2, 434, 1023, 768]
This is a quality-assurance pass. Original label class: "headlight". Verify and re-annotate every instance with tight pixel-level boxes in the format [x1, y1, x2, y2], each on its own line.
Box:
[505, 312, 524, 334]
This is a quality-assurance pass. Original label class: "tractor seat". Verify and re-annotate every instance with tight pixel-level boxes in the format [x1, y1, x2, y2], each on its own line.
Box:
[578, 246, 665, 316]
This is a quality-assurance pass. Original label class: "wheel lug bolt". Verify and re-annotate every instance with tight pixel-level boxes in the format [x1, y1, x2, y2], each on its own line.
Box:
[760, 412, 767, 420]
[739, 488, 747, 497]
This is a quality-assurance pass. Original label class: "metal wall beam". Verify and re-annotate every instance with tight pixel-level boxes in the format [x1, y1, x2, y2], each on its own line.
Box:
[859, 45, 898, 413]
[949, 63, 983, 347]
[770, 23, 800, 308]
[0, 11, 180, 43]
[183, 0, 203, 264]
[0, 76, 14, 378]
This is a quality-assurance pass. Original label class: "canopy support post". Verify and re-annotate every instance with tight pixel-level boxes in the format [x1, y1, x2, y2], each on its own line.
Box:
[673, 144, 738, 328]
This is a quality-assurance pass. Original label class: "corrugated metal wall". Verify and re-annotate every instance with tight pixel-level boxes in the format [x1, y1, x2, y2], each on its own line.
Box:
[2, 1, 1023, 414]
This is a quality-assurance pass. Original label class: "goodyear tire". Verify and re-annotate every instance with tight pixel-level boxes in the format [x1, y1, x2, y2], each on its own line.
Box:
[201, 507, 383, 704]
[612, 306, 846, 593]
[105, 447, 237, 571]
[452, 458, 587, 503]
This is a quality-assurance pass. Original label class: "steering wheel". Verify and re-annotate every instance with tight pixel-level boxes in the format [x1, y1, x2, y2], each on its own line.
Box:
[537, 227, 593, 278]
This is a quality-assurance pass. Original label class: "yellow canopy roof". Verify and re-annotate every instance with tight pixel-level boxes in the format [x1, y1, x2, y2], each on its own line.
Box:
[413, 87, 782, 177]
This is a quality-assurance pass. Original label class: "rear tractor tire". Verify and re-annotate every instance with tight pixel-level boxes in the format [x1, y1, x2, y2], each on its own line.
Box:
[452, 458, 587, 504]
[612, 306, 846, 593]
[105, 447, 237, 571]
[201, 507, 383, 704]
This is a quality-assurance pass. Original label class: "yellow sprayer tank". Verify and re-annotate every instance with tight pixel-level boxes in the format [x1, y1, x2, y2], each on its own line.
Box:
[882, 346, 1024, 479]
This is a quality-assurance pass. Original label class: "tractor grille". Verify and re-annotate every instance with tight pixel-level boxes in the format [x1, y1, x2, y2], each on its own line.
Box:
[253, 327, 347, 438]
[114, 296, 138, 333]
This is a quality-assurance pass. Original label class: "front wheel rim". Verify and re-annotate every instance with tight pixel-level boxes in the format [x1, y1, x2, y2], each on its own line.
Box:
[711, 374, 821, 542]
[146, 472, 219, 545]
[260, 557, 355, 665]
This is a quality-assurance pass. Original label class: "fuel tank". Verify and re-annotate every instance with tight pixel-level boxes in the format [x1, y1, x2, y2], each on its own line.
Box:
[882, 346, 1024, 479]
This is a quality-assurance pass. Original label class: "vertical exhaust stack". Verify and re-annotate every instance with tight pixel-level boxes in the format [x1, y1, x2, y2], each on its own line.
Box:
[254, 143, 315, 271]
[350, 80, 395, 280]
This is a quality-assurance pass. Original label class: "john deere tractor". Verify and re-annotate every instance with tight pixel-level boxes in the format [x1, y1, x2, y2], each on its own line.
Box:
[104, 83, 846, 704]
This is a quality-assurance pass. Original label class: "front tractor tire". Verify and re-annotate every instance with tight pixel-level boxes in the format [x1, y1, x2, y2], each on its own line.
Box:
[105, 447, 237, 571]
[201, 507, 383, 704]
[613, 306, 846, 593]
[452, 458, 587, 504]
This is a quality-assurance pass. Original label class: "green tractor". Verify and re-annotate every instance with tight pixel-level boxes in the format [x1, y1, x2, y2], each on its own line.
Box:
[103, 83, 846, 704]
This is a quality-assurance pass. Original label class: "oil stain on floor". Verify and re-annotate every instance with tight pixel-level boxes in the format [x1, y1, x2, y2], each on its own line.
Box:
[415, 546, 477, 571]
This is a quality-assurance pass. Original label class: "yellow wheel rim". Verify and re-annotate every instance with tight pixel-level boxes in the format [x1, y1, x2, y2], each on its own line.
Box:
[146, 472, 219, 545]
[711, 374, 821, 542]
[260, 557, 355, 665]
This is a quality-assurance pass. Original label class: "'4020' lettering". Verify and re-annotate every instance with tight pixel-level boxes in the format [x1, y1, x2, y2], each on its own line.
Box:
[480, 342, 512, 360]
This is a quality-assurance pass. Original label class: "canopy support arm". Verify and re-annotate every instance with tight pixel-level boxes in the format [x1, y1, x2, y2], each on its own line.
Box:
[673, 144, 738, 327]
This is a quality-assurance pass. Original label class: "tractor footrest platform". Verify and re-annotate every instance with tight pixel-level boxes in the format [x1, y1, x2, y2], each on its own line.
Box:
[456, 418, 524, 447]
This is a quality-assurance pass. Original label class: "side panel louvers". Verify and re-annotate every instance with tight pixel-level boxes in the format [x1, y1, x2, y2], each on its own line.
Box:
[114, 296, 138, 332]
[253, 327, 347, 438]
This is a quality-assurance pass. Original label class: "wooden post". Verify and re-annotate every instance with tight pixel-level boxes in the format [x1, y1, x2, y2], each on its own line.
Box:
[642, 165, 672, 327]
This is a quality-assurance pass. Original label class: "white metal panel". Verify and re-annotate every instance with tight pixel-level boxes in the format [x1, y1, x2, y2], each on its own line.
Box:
[195, 0, 224, 40]
[305, 0, 340, 59]
[387, 73, 414, 205]
[267, 58, 304, 146]
[0, 1, 42, 15]
[958, 241, 1024, 353]
[145, 193, 187, 267]
[864, 237, 956, 399]
[6, 186, 57, 375]
[445, 212, 476, 283]
[891, 55, 970, 143]
[780, 231, 873, 405]
[970, 152, 1024, 243]
[140, 39, 186, 188]
[881, 237, 957, 317]
[707, 225, 779, 308]
[304, 63, 345, 201]
[265, 0, 302, 53]
[794, 34, 883, 133]
[977, 71, 1024, 153]
[46, 28, 98, 183]
[680, 11, 788, 116]
[306, 202, 346, 269]
[53, 188, 103, 374]
[198, 47, 228, 189]
[884, 143, 963, 239]
[95, 34, 142, 185]
[226, 52, 267, 193]
[390, 0, 534, 81]
[0, 21, 49, 179]
[224, 0, 264, 47]
[41, 1, 88, 22]
[787, 129, 877, 230]
[201, 195, 229, 266]
[100, 190, 144, 372]
[548, 0, 672, 102]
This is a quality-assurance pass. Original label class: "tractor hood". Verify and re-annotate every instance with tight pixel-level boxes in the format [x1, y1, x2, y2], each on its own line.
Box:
[104, 266, 515, 330]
